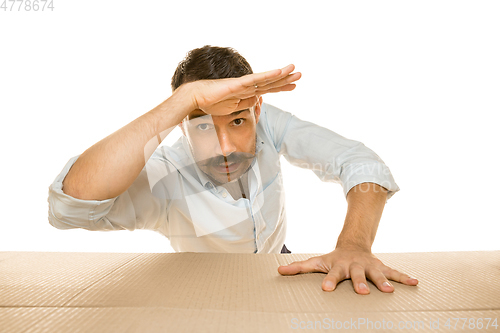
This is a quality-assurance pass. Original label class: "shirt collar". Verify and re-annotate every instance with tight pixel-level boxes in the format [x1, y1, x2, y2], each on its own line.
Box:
[181, 133, 265, 190]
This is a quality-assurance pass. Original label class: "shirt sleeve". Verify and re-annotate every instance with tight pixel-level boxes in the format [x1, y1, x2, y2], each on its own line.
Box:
[48, 151, 171, 232]
[262, 104, 400, 201]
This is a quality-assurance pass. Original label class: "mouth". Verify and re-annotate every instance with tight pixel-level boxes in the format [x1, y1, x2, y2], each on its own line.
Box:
[212, 161, 242, 174]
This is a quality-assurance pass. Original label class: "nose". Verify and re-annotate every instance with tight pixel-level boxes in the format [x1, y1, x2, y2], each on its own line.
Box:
[215, 128, 236, 157]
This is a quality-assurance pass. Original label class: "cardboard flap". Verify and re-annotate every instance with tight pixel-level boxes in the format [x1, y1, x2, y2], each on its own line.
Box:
[1, 251, 499, 332]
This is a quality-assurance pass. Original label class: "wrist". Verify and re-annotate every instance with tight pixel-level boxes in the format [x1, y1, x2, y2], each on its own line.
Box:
[172, 81, 200, 112]
[150, 86, 195, 135]
[335, 239, 372, 252]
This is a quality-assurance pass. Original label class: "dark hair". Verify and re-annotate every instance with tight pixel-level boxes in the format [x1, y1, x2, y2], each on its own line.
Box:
[171, 45, 253, 91]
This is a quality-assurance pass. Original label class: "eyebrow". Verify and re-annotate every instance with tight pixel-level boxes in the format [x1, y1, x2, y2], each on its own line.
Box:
[188, 109, 250, 121]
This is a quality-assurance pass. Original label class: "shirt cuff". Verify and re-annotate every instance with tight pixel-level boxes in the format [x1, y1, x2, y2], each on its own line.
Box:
[340, 162, 400, 202]
[48, 156, 117, 230]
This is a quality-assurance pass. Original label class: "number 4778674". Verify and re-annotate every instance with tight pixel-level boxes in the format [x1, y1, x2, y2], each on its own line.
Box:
[1, 0, 54, 11]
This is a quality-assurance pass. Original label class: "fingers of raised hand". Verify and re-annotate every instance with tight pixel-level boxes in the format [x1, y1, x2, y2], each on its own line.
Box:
[205, 96, 259, 115]
[255, 72, 301, 93]
[196, 65, 299, 111]
[241, 64, 299, 91]
[234, 96, 259, 111]
[264, 84, 297, 93]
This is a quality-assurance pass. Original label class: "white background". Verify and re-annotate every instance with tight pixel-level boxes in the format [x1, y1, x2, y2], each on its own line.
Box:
[1, 0, 498, 254]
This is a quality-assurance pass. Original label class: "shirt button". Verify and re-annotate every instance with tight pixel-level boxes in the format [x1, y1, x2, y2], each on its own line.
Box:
[222, 192, 227, 198]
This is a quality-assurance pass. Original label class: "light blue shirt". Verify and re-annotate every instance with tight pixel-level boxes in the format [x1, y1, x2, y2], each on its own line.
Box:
[48, 103, 400, 253]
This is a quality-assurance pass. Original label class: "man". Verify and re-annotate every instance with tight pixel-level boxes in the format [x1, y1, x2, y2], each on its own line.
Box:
[48, 45, 418, 294]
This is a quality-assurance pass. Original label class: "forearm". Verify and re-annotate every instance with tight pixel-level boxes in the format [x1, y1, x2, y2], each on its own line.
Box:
[336, 182, 388, 251]
[280, 184, 416, 293]
[62, 85, 194, 201]
[61, 65, 300, 201]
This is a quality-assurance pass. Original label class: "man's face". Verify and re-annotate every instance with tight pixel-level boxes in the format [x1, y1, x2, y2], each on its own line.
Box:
[181, 101, 262, 185]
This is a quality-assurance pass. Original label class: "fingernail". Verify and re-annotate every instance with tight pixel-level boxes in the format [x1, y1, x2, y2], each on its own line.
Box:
[359, 283, 368, 290]
[324, 281, 334, 291]
[383, 281, 393, 288]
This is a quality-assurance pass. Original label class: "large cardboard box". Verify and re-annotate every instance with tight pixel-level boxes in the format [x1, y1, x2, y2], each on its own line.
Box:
[1, 251, 499, 332]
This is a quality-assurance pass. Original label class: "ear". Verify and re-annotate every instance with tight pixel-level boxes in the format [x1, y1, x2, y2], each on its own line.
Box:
[254, 96, 263, 124]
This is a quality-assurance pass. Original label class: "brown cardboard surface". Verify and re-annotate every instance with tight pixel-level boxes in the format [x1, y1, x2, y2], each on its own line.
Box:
[1, 251, 499, 332]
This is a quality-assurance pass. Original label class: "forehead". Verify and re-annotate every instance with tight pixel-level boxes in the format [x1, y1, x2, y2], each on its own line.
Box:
[187, 109, 251, 121]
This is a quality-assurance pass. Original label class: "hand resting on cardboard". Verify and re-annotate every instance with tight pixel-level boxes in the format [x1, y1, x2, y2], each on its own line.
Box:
[278, 247, 419, 294]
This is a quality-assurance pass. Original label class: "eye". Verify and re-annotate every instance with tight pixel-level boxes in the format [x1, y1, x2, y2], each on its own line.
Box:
[233, 118, 245, 126]
[196, 123, 214, 131]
